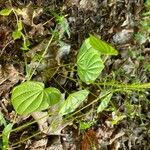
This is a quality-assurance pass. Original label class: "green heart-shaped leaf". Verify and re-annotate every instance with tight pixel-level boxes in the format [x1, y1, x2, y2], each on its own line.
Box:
[11, 81, 61, 115]
[77, 47, 104, 84]
[44, 87, 61, 105]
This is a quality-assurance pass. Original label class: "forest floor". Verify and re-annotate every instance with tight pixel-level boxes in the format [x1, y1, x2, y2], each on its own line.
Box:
[0, 0, 150, 149]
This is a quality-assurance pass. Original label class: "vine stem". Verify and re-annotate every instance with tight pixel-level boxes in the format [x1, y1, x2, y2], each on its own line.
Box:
[57, 72, 150, 91]
[95, 82, 150, 90]
[27, 33, 55, 80]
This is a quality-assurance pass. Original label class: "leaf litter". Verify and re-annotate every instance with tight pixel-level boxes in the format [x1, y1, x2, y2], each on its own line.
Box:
[0, 0, 150, 149]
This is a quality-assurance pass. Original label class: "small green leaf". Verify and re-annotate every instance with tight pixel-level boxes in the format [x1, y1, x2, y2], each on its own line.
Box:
[44, 87, 61, 105]
[55, 14, 70, 38]
[12, 31, 22, 40]
[21, 39, 30, 51]
[111, 114, 126, 125]
[11, 81, 61, 115]
[17, 20, 23, 31]
[77, 47, 104, 84]
[77, 38, 92, 58]
[89, 34, 118, 55]
[97, 93, 113, 113]
[59, 90, 89, 116]
[79, 121, 93, 130]
[2, 123, 13, 150]
[0, 9, 12, 16]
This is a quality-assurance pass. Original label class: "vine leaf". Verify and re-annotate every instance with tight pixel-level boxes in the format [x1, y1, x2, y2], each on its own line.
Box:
[12, 31, 22, 40]
[97, 92, 113, 113]
[11, 81, 61, 115]
[0, 9, 12, 16]
[77, 47, 104, 84]
[59, 90, 89, 116]
[89, 34, 118, 55]
[77, 38, 92, 57]
[44, 87, 61, 106]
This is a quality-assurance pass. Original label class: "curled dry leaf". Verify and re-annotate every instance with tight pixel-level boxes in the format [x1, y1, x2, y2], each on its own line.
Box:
[31, 94, 72, 135]
[31, 111, 49, 134]
[81, 129, 99, 150]
[29, 138, 48, 150]
[0, 64, 24, 97]
[17, 2, 43, 26]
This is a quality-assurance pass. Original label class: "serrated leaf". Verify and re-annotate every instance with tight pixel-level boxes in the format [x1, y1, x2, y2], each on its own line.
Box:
[0, 9, 12, 16]
[59, 90, 89, 116]
[12, 31, 22, 40]
[77, 48, 104, 84]
[11, 81, 61, 115]
[89, 34, 118, 55]
[97, 93, 113, 113]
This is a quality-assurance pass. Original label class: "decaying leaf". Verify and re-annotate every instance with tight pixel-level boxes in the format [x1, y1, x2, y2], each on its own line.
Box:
[29, 138, 48, 150]
[0, 64, 24, 97]
[31, 94, 72, 135]
[16, 2, 43, 26]
[31, 111, 50, 134]
[81, 129, 99, 150]
[26, 39, 59, 81]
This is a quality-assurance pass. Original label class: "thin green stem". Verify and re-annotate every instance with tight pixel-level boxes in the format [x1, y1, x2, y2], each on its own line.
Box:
[0, 112, 55, 138]
[11, 131, 41, 147]
[95, 82, 150, 90]
[27, 33, 55, 80]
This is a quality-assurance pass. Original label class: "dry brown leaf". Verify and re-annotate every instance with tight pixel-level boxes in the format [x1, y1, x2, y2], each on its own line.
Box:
[29, 138, 48, 150]
[17, 2, 43, 26]
[81, 129, 99, 150]
[0, 64, 24, 97]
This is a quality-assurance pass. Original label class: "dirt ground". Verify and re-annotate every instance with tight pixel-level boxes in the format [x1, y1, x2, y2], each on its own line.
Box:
[0, 0, 150, 149]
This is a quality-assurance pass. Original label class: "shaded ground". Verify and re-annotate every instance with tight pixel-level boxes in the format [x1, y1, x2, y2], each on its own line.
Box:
[0, 0, 150, 149]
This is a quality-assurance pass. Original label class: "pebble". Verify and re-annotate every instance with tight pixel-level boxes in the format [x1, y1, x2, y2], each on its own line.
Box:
[113, 29, 133, 44]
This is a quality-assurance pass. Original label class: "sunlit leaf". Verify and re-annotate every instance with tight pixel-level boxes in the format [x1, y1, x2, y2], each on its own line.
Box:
[0, 9, 12, 16]
[44, 87, 61, 106]
[89, 34, 118, 55]
[17, 20, 23, 31]
[11, 81, 61, 115]
[77, 38, 92, 57]
[12, 31, 22, 40]
[59, 90, 89, 116]
[97, 93, 113, 113]
[77, 47, 104, 84]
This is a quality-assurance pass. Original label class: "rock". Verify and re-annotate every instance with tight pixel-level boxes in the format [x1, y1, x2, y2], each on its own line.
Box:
[113, 29, 133, 44]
